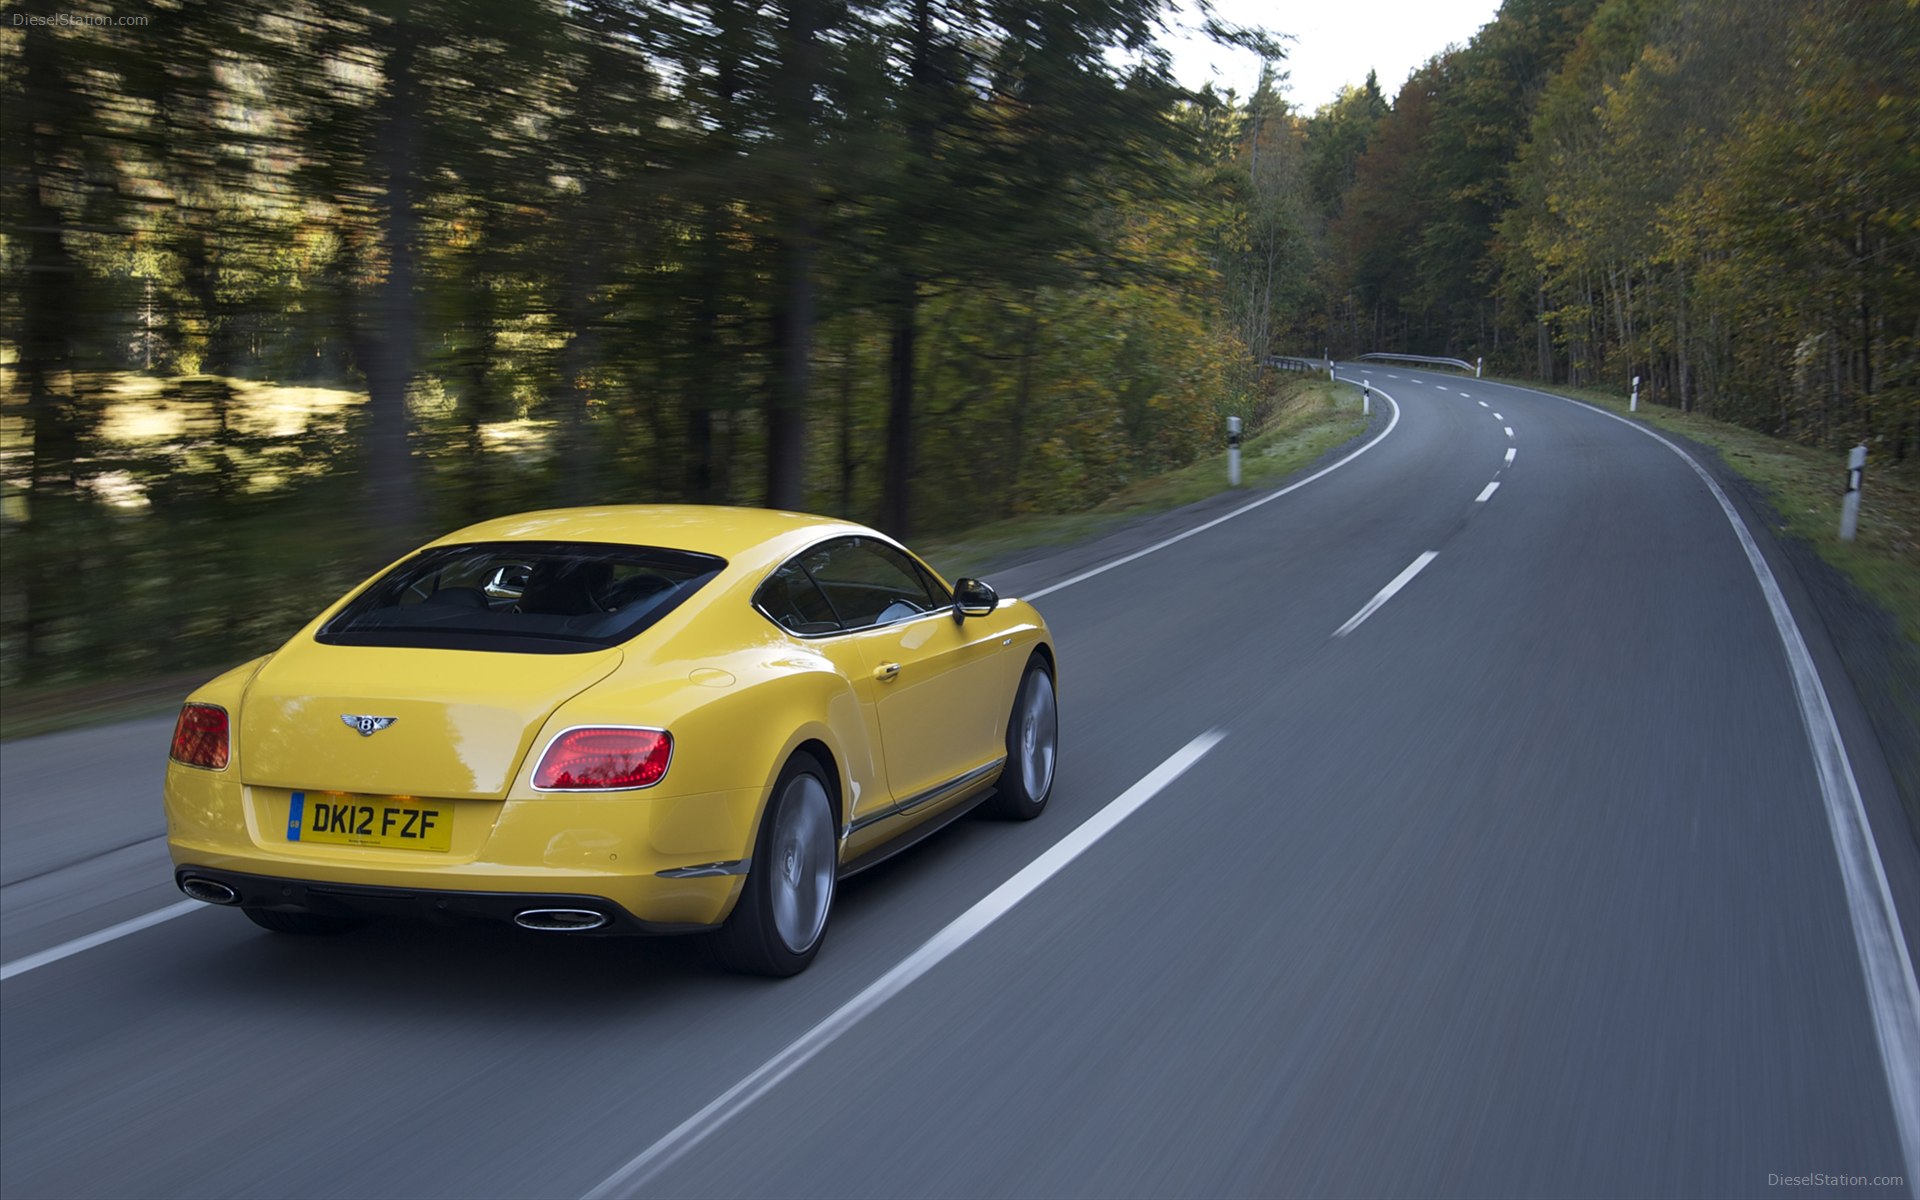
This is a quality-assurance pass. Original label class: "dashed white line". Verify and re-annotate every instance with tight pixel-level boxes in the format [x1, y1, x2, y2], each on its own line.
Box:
[1505, 427, 1514, 438]
[1505, 448, 1516, 466]
[0, 900, 204, 983]
[1493, 412, 1503, 420]
[581, 730, 1229, 1200]
[1332, 551, 1439, 638]
[1478, 401, 1488, 408]
[1475, 481, 1500, 503]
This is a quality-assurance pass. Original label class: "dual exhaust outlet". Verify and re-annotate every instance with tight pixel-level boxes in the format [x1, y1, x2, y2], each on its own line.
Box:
[180, 876, 240, 905]
[512, 908, 608, 932]
[180, 875, 608, 932]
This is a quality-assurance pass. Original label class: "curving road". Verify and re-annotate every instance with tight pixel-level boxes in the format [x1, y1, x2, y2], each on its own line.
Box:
[4, 366, 1918, 1199]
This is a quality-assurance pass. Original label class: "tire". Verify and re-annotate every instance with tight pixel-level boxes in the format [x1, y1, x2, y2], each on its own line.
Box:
[242, 907, 363, 936]
[983, 656, 1057, 820]
[712, 751, 839, 977]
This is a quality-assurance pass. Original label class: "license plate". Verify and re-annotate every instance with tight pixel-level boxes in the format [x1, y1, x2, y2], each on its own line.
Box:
[287, 792, 452, 852]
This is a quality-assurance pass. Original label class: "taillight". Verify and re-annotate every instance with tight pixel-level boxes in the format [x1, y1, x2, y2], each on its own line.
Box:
[533, 727, 672, 791]
[170, 703, 230, 770]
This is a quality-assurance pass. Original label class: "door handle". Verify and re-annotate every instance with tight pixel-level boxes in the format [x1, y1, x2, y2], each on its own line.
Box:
[873, 661, 901, 683]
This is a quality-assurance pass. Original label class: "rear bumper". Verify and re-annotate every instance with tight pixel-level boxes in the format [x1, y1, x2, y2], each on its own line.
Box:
[173, 865, 721, 936]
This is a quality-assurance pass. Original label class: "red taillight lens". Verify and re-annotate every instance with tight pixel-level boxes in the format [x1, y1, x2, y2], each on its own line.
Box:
[533, 727, 672, 791]
[170, 703, 230, 770]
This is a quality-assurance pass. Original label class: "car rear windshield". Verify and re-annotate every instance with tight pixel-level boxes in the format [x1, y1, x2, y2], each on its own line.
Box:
[317, 541, 727, 653]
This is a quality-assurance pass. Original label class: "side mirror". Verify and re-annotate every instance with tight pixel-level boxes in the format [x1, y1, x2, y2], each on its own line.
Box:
[952, 578, 998, 621]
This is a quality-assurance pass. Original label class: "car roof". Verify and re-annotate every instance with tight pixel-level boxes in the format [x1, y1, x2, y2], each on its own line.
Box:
[427, 505, 880, 568]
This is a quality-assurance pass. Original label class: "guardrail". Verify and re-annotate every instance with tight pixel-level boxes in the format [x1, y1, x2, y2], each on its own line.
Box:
[1267, 356, 1322, 374]
[1359, 352, 1481, 377]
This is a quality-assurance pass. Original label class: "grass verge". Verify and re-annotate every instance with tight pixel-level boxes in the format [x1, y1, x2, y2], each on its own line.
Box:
[921, 376, 1367, 580]
[1488, 374, 1920, 649]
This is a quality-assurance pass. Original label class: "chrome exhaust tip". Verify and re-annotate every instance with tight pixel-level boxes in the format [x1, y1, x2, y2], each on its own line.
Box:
[180, 877, 239, 905]
[514, 908, 609, 932]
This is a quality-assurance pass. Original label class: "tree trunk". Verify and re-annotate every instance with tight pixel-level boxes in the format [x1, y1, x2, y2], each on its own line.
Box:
[1002, 307, 1041, 519]
[837, 327, 859, 515]
[881, 276, 919, 536]
[366, 16, 423, 551]
[16, 4, 84, 670]
[764, 0, 822, 511]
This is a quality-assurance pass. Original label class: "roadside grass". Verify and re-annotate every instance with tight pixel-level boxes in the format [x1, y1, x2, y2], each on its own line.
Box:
[2, 376, 1368, 740]
[919, 376, 1368, 580]
[1485, 374, 1920, 649]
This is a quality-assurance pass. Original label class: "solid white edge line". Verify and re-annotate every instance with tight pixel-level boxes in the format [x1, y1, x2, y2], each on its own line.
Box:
[0, 899, 204, 983]
[1332, 551, 1439, 638]
[1025, 382, 1401, 602]
[1485, 377, 1920, 1193]
[581, 730, 1229, 1200]
[1474, 482, 1499, 503]
[1505, 448, 1516, 467]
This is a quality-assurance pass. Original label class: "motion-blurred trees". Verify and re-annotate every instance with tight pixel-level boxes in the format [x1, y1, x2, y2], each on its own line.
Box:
[0, 0, 1259, 686]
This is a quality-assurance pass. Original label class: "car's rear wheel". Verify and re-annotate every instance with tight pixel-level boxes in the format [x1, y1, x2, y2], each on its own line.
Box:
[713, 751, 838, 976]
[984, 656, 1057, 820]
[242, 907, 363, 936]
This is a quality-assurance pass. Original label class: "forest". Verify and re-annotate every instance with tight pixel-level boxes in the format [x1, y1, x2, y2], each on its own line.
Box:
[2, 0, 1915, 693]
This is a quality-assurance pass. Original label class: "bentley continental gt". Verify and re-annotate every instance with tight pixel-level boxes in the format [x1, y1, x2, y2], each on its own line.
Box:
[164, 506, 1058, 975]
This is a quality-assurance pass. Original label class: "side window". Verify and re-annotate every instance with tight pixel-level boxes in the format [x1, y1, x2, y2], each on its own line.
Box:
[800, 538, 941, 631]
[756, 562, 843, 636]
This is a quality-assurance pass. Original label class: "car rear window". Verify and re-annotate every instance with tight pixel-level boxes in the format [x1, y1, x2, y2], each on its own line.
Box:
[317, 541, 726, 653]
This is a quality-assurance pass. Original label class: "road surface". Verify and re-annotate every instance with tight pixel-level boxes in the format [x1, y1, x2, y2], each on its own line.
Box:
[3, 365, 1916, 1199]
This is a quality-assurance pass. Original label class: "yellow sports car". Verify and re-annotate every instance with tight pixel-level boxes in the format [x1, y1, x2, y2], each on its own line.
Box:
[164, 506, 1058, 975]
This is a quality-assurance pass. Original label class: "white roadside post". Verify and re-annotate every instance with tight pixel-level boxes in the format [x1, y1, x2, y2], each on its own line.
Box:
[1362, 380, 1371, 417]
[1631, 374, 1640, 413]
[1227, 416, 1243, 487]
[1840, 444, 1866, 541]
[1476, 357, 1483, 378]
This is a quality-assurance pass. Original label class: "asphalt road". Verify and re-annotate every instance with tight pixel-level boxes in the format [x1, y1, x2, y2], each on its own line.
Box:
[4, 366, 1917, 1199]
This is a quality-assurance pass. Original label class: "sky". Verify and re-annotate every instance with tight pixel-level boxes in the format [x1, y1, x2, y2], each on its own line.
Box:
[1155, 0, 1505, 113]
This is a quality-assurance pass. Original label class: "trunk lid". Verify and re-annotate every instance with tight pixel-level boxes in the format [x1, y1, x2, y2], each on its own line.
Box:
[239, 643, 622, 799]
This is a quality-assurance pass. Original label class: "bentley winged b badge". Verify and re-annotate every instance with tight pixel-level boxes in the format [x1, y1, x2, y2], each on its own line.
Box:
[341, 714, 399, 737]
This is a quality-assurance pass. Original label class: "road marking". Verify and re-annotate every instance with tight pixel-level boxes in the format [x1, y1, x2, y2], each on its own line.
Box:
[1504, 427, 1514, 438]
[1387, 374, 1399, 379]
[1475, 482, 1499, 503]
[1332, 551, 1439, 638]
[1478, 401, 1488, 408]
[1489, 378, 1920, 1187]
[1493, 412, 1503, 420]
[0, 900, 203, 983]
[1026, 386, 1402, 602]
[1459, 392, 1471, 399]
[581, 731, 1228, 1200]
[1505, 448, 1516, 466]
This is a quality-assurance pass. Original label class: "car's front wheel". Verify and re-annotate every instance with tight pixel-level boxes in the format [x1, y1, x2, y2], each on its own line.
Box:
[713, 751, 838, 976]
[984, 655, 1057, 820]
